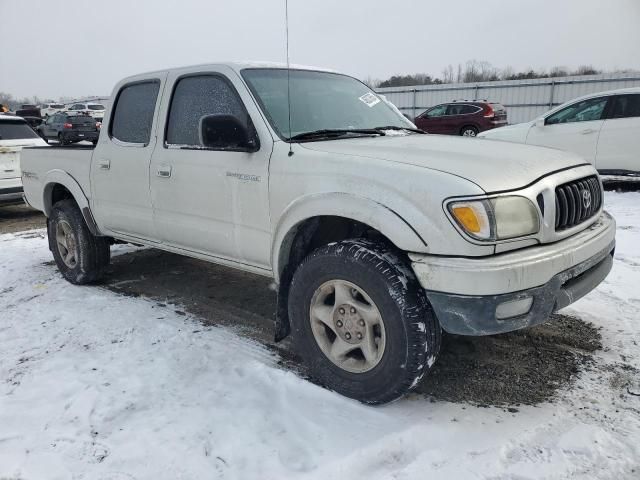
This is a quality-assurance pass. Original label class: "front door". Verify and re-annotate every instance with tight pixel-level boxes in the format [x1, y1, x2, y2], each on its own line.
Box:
[527, 95, 610, 164]
[90, 77, 165, 241]
[150, 67, 273, 269]
[416, 104, 448, 133]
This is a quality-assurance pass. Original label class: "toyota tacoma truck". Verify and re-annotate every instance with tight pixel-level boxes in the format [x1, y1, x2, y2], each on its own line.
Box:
[20, 63, 616, 404]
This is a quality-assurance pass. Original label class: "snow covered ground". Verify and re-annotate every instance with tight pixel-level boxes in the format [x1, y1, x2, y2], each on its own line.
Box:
[1, 192, 639, 480]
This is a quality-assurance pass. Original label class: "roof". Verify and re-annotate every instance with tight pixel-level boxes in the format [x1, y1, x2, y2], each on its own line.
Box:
[0, 114, 26, 122]
[119, 61, 339, 84]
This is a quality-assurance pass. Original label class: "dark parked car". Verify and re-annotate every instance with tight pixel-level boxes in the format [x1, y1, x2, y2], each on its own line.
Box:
[22, 116, 44, 132]
[414, 101, 507, 136]
[37, 113, 99, 145]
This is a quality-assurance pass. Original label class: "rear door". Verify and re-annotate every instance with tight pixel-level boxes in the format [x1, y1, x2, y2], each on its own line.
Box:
[596, 93, 640, 173]
[526, 95, 610, 163]
[90, 76, 165, 241]
[150, 66, 273, 268]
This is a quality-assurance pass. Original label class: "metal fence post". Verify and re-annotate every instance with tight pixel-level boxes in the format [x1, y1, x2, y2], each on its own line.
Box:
[549, 80, 555, 108]
[474, 84, 479, 100]
[412, 88, 417, 119]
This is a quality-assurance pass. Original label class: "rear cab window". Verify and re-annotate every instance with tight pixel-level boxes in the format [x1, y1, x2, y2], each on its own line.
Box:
[0, 120, 39, 140]
[110, 80, 160, 145]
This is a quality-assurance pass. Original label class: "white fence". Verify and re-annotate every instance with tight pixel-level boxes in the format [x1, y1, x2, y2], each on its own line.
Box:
[376, 73, 640, 125]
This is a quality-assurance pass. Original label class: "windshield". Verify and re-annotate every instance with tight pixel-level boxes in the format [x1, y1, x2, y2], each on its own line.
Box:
[0, 120, 39, 140]
[50, 104, 64, 109]
[88, 104, 105, 110]
[242, 69, 413, 140]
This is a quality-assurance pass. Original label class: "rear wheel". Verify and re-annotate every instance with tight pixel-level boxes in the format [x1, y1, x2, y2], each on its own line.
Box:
[288, 239, 441, 404]
[460, 125, 479, 137]
[57, 133, 67, 145]
[48, 199, 110, 284]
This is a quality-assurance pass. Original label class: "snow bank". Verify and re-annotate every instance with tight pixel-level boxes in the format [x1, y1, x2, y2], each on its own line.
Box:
[1, 192, 639, 479]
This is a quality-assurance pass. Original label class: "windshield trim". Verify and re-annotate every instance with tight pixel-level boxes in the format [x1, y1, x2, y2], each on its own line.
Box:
[240, 67, 408, 143]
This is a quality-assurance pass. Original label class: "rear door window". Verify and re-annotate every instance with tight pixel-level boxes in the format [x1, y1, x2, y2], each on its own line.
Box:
[0, 120, 40, 140]
[110, 80, 160, 144]
[446, 104, 465, 116]
[609, 94, 640, 119]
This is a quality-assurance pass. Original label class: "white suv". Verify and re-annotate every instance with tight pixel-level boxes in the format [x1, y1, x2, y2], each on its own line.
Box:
[479, 88, 640, 175]
[66, 102, 106, 120]
[40, 103, 65, 118]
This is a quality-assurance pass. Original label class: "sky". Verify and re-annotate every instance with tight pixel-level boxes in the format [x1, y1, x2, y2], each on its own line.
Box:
[1, 0, 639, 99]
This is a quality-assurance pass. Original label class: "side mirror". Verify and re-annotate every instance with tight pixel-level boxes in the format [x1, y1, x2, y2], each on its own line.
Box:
[199, 114, 258, 151]
[535, 118, 545, 128]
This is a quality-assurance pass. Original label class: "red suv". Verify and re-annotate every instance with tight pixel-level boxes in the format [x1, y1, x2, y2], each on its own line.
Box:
[414, 101, 507, 136]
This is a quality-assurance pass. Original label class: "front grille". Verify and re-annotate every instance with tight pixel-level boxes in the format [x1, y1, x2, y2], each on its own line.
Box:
[555, 175, 602, 231]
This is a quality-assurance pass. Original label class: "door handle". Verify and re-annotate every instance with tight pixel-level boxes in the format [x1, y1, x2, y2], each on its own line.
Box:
[97, 159, 110, 170]
[157, 165, 172, 178]
[580, 128, 596, 135]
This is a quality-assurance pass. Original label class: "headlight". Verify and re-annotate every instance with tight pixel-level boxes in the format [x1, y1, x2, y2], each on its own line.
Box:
[448, 196, 539, 241]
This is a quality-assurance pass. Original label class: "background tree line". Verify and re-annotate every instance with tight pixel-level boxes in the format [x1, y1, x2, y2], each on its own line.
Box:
[368, 60, 633, 88]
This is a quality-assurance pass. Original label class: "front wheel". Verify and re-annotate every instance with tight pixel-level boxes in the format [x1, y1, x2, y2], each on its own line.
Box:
[48, 199, 110, 284]
[288, 239, 441, 404]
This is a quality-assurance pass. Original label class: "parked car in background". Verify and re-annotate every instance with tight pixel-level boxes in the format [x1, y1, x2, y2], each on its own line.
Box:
[15, 106, 42, 119]
[22, 116, 44, 131]
[478, 88, 640, 175]
[37, 113, 100, 145]
[414, 100, 507, 136]
[0, 116, 47, 204]
[40, 103, 66, 118]
[20, 62, 615, 404]
[66, 102, 106, 120]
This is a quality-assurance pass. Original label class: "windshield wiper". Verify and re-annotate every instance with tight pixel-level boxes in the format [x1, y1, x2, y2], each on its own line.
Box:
[287, 128, 386, 142]
[373, 125, 426, 134]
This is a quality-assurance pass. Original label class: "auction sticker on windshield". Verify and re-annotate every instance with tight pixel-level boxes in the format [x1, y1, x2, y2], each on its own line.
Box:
[358, 92, 380, 107]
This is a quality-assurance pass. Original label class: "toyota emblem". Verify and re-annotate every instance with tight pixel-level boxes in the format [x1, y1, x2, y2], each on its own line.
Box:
[582, 189, 592, 209]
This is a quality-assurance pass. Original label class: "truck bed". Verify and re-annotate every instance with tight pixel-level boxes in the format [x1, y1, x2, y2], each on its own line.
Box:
[21, 145, 95, 213]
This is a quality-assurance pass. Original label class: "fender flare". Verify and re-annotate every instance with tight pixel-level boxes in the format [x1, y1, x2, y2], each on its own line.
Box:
[42, 169, 101, 236]
[271, 192, 428, 284]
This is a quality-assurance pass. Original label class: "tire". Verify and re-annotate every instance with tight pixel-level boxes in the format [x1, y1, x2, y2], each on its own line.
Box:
[58, 133, 67, 145]
[48, 199, 110, 284]
[288, 239, 441, 404]
[460, 125, 478, 137]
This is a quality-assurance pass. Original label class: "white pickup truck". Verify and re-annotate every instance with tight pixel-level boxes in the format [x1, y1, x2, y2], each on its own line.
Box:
[21, 62, 616, 404]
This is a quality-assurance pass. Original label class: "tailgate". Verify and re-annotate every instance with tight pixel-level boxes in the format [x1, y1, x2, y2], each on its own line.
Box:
[0, 147, 20, 180]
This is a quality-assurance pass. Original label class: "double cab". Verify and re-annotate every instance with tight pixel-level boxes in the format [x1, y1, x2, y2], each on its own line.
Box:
[21, 63, 616, 404]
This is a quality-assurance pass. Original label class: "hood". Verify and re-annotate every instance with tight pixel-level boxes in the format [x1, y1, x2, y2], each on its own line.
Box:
[300, 133, 587, 192]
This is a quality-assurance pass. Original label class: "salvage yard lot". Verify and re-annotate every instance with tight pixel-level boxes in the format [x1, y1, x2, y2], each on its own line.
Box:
[1, 190, 639, 479]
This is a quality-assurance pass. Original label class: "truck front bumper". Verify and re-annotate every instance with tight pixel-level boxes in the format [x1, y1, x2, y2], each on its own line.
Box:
[410, 212, 616, 335]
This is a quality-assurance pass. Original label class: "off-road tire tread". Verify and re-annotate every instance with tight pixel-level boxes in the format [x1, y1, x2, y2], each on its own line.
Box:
[48, 199, 110, 284]
[288, 238, 441, 404]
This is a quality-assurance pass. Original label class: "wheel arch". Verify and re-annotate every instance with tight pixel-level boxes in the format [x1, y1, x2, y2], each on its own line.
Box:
[42, 170, 101, 236]
[271, 193, 428, 341]
[272, 193, 427, 285]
